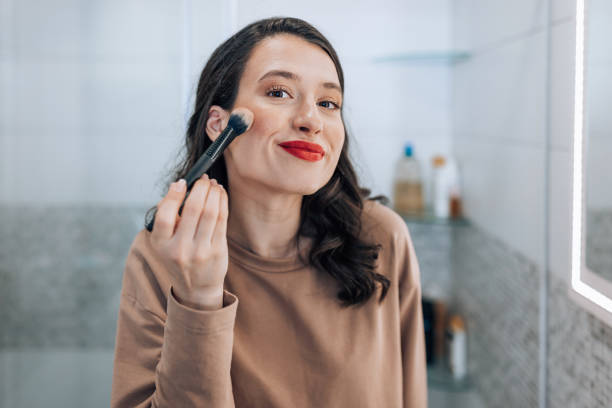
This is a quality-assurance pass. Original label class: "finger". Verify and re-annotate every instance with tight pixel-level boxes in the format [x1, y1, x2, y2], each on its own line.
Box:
[173, 214, 182, 235]
[195, 180, 221, 244]
[175, 175, 212, 242]
[153, 179, 187, 240]
[211, 184, 229, 246]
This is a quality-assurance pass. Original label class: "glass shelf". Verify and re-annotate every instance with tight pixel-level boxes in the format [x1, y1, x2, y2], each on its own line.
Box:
[427, 361, 474, 392]
[372, 51, 471, 64]
[399, 211, 470, 226]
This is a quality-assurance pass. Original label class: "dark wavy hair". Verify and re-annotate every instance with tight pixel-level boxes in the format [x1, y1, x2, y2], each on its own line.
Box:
[145, 17, 390, 308]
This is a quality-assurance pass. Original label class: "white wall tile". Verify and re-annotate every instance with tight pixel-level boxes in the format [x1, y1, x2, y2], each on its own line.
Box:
[9, 129, 86, 204]
[452, 0, 547, 52]
[548, 149, 572, 282]
[79, 61, 182, 133]
[455, 138, 546, 269]
[236, 0, 452, 58]
[78, 130, 181, 205]
[3, 0, 455, 208]
[453, 30, 548, 148]
[0, 0, 14, 59]
[81, 0, 180, 61]
[343, 63, 451, 137]
[187, 0, 227, 107]
[12, 0, 183, 61]
[549, 20, 575, 151]
[0, 60, 14, 202]
[552, 0, 576, 22]
[13, 61, 82, 130]
[585, 134, 612, 208]
[12, 0, 82, 59]
[586, 65, 612, 136]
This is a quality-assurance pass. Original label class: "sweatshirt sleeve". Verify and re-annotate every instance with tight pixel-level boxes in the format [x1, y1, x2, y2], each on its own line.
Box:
[110, 231, 238, 408]
[397, 224, 428, 408]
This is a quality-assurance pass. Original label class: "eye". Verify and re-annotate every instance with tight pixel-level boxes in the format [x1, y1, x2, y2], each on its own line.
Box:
[266, 85, 291, 98]
[319, 100, 341, 110]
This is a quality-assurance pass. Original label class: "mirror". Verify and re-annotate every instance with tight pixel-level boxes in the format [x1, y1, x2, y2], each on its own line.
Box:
[571, 0, 612, 325]
[584, 0, 612, 282]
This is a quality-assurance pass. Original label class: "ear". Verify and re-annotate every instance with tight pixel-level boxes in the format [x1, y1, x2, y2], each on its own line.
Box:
[206, 105, 230, 142]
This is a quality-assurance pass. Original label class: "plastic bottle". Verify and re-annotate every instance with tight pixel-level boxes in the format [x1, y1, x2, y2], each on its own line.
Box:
[431, 155, 461, 219]
[393, 143, 424, 216]
[446, 314, 467, 380]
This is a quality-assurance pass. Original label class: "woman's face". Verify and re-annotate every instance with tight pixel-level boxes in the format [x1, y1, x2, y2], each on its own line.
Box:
[212, 34, 345, 197]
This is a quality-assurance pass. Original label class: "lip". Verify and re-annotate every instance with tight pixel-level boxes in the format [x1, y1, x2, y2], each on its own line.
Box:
[278, 140, 325, 162]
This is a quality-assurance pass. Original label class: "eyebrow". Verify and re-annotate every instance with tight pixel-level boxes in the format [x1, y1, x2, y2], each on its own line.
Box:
[257, 70, 342, 94]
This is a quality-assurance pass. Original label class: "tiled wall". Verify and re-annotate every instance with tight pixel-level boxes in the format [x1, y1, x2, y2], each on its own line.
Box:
[0, 208, 453, 349]
[0, 205, 147, 348]
[546, 3, 612, 407]
[450, 223, 540, 407]
[452, 0, 548, 267]
[547, 275, 612, 408]
[2, 1, 612, 407]
[454, 1, 612, 407]
[586, 210, 612, 281]
[452, 3, 548, 403]
[411, 218, 540, 406]
[0, 0, 454, 207]
[404, 220, 453, 300]
[2, 205, 610, 406]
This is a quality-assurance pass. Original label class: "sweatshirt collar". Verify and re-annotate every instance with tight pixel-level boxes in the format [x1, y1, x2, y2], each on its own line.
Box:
[227, 235, 310, 273]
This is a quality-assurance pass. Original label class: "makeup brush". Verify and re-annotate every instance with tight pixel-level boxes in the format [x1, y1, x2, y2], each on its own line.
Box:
[145, 108, 254, 232]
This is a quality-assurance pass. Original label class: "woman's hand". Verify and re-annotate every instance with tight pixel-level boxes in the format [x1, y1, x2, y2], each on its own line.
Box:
[150, 174, 229, 310]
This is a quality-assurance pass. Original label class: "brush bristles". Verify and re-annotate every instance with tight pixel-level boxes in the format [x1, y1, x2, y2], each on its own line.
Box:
[228, 108, 254, 135]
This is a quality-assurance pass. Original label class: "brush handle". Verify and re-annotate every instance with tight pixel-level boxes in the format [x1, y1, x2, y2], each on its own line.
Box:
[145, 128, 237, 233]
[145, 187, 193, 233]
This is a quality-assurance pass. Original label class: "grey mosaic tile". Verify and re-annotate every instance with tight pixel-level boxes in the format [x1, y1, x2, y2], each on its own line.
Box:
[586, 209, 612, 281]
[547, 274, 612, 408]
[3, 205, 611, 408]
[0, 205, 148, 348]
[406, 221, 454, 300]
[450, 225, 540, 408]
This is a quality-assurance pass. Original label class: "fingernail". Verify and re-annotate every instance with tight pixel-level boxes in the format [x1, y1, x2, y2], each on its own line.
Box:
[202, 173, 209, 180]
[172, 179, 186, 192]
[211, 179, 217, 186]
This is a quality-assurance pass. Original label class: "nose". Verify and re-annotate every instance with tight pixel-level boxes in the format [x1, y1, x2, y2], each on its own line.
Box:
[292, 99, 323, 137]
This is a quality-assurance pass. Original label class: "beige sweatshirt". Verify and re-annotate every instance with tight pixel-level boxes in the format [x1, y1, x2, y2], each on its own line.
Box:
[111, 200, 427, 407]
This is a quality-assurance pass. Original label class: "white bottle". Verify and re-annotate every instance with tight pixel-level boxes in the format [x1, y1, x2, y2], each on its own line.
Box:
[431, 155, 459, 219]
[446, 314, 467, 381]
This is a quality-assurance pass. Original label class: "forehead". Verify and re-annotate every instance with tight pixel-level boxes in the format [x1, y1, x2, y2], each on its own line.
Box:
[241, 34, 340, 87]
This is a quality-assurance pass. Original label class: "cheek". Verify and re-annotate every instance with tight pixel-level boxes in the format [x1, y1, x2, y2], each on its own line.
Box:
[331, 127, 345, 156]
[245, 105, 283, 139]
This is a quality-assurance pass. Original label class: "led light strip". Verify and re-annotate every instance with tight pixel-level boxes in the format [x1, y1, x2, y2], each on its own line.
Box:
[571, 0, 612, 313]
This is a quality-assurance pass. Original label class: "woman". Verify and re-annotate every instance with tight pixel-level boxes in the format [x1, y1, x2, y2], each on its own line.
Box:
[111, 17, 427, 408]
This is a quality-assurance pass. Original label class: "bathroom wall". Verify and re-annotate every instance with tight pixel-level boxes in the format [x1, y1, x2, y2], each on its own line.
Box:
[0, 0, 453, 207]
[0, 0, 456, 406]
[547, 1, 612, 407]
[453, 0, 612, 407]
[0, 0, 228, 206]
[0, 0, 454, 337]
[451, 2, 548, 406]
[584, 0, 612, 210]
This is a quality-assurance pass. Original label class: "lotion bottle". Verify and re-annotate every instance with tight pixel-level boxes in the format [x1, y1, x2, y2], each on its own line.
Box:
[393, 143, 424, 216]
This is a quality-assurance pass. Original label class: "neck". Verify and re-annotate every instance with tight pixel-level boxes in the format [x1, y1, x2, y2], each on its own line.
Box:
[226, 184, 304, 259]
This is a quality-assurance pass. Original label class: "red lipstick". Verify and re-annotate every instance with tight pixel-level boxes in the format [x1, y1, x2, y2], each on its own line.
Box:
[278, 140, 325, 162]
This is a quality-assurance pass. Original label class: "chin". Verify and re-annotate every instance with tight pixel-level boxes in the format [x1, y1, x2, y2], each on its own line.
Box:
[278, 177, 327, 196]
